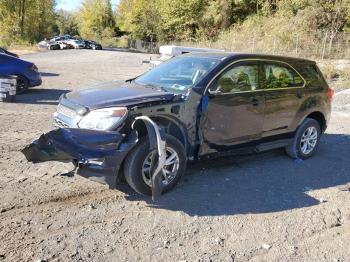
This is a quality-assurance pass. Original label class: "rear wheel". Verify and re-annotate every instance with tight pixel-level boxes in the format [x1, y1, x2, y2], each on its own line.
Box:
[49, 45, 59, 50]
[124, 135, 186, 195]
[285, 118, 321, 159]
[16, 75, 29, 94]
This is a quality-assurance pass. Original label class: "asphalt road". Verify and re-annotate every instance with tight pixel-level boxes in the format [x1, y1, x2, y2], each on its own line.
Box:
[0, 49, 349, 262]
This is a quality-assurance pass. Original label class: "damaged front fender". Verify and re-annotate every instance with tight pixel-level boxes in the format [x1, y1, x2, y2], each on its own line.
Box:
[133, 116, 166, 199]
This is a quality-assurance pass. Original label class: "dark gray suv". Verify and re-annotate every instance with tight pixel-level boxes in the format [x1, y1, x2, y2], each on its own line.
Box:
[23, 53, 333, 195]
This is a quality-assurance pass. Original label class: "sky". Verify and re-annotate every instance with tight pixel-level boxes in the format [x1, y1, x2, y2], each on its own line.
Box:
[55, 0, 120, 12]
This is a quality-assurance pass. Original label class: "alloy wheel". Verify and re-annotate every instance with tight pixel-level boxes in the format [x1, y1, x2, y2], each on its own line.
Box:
[141, 147, 180, 187]
[300, 126, 318, 155]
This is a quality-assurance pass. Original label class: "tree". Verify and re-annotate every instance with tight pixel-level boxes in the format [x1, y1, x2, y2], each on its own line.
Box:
[116, 0, 136, 33]
[315, 0, 348, 52]
[130, 0, 161, 41]
[55, 10, 79, 36]
[117, 0, 259, 41]
[117, 0, 160, 41]
[201, 0, 257, 38]
[0, 0, 56, 45]
[160, 0, 207, 41]
[78, 0, 117, 39]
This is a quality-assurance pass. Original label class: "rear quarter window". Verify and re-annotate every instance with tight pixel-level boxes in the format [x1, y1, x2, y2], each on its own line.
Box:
[294, 63, 328, 88]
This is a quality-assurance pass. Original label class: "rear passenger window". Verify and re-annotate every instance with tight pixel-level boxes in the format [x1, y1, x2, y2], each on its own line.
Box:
[264, 63, 304, 89]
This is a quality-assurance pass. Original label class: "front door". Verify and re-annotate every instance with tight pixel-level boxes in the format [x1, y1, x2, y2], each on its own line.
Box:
[199, 61, 265, 154]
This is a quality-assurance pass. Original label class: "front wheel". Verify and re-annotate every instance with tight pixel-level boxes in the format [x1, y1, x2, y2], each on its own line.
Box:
[124, 135, 187, 195]
[16, 75, 29, 94]
[285, 118, 321, 159]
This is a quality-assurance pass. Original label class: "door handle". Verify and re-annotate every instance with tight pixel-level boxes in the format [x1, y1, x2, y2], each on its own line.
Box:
[296, 90, 303, 99]
[251, 98, 259, 106]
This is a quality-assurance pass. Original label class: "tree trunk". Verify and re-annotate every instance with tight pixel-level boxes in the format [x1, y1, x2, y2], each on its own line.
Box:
[321, 30, 328, 60]
[328, 31, 335, 56]
[19, 0, 25, 36]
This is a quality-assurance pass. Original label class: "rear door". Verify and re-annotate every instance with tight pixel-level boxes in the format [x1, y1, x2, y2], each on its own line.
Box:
[199, 61, 265, 153]
[262, 61, 305, 137]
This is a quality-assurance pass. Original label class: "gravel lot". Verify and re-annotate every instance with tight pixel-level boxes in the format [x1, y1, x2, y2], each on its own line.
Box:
[0, 49, 350, 262]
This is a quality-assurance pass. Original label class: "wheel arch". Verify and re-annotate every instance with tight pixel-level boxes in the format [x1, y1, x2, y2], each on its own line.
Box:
[305, 111, 326, 132]
[132, 115, 190, 156]
[14, 73, 29, 80]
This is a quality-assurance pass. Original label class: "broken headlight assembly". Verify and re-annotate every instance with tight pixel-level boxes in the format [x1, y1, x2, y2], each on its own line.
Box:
[78, 107, 127, 130]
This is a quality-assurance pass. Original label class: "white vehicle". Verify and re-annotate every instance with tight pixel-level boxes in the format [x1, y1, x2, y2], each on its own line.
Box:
[66, 39, 85, 49]
[37, 35, 73, 49]
[50, 35, 72, 42]
[37, 40, 49, 49]
[148, 45, 224, 68]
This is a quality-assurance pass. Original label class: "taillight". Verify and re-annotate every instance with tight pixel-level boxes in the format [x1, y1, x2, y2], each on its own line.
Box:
[30, 64, 38, 72]
[327, 86, 334, 102]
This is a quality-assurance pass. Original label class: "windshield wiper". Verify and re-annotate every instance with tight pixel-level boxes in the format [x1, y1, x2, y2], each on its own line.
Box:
[125, 77, 136, 83]
[145, 84, 168, 93]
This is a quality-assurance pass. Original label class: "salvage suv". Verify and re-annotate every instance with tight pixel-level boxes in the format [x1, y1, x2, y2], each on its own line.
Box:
[23, 53, 333, 196]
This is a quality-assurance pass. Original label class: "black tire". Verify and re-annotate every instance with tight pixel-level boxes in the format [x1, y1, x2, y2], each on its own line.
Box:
[124, 135, 187, 195]
[285, 118, 321, 159]
[49, 45, 59, 50]
[16, 75, 29, 94]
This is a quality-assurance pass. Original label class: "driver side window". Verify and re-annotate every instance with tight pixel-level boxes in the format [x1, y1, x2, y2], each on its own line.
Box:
[216, 64, 259, 93]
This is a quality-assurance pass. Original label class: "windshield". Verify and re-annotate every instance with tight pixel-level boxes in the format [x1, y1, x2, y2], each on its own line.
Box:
[135, 56, 220, 93]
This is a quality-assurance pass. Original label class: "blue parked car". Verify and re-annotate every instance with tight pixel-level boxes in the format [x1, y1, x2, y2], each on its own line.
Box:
[0, 53, 42, 93]
[0, 47, 19, 58]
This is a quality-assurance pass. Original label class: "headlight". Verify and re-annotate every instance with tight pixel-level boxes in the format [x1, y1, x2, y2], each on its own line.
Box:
[78, 107, 127, 130]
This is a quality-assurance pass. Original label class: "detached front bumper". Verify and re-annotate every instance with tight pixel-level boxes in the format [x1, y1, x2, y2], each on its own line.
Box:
[22, 128, 137, 188]
[21, 117, 167, 197]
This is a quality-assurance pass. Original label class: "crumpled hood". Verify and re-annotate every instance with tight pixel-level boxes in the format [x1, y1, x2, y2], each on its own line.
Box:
[65, 81, 176, 110]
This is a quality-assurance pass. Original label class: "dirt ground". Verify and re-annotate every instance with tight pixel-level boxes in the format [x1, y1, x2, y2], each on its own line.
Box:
[0, 49, 350, 262]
